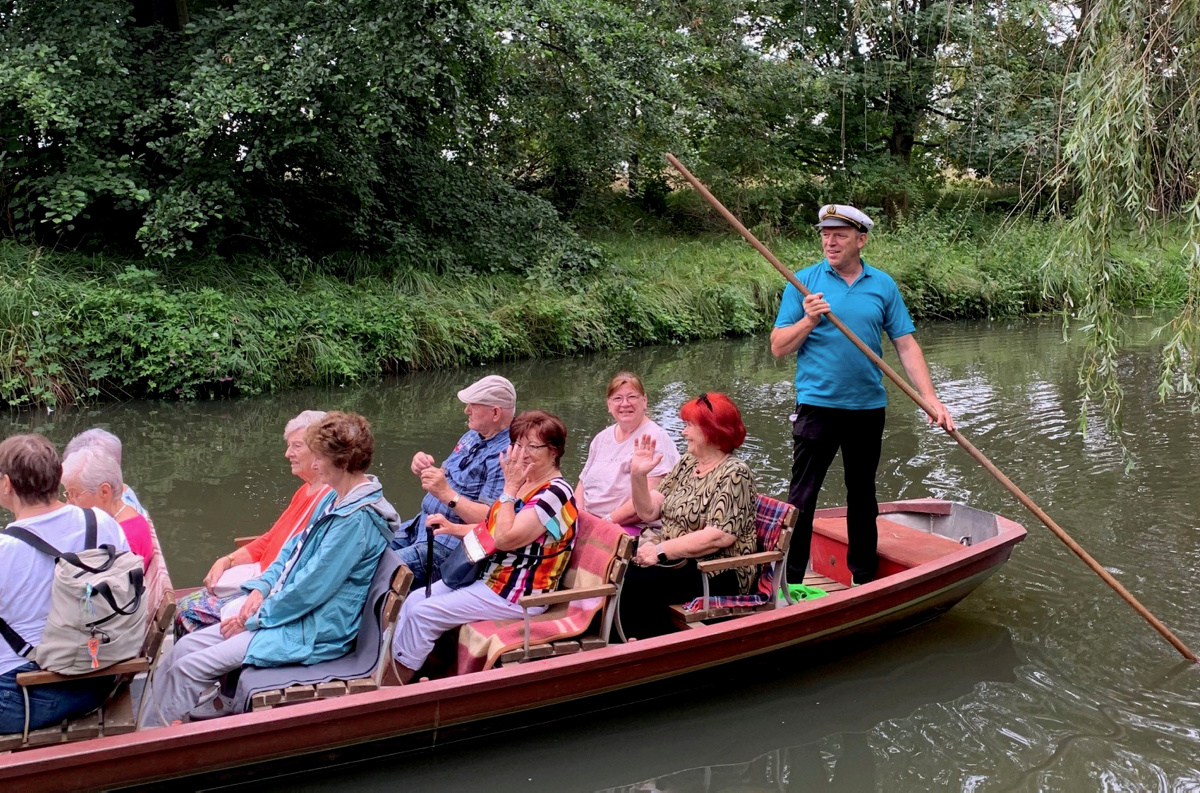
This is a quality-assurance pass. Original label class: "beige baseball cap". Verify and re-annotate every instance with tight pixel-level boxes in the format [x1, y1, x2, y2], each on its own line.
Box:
[457, 375, 517, 409]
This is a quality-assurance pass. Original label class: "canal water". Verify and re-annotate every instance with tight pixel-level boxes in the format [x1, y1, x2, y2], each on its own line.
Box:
[5, 316, 1200, 790]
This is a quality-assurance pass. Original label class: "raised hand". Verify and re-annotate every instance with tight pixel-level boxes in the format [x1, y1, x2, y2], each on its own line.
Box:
[630, 434, 663, 478]
[419, 466, 452, 500]
[499, 445, 531, 493]
[410, 451, 437, 475]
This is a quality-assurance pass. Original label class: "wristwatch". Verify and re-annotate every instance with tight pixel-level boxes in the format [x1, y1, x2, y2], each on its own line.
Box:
[447, 492, 460, 509]
[656, 544, 670, 565]
[498, 493, 518, 505]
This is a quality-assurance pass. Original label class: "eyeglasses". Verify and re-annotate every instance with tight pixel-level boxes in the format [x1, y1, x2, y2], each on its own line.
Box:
[607, 394, 644, 405]
[697, 393, 713, 411]
[514, 441, 549, 451]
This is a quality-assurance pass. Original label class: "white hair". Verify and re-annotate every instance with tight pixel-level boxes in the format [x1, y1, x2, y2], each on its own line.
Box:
[63, 428, 123, 465]
[62, 447, 123, 495]
[284, 410, 328, 440]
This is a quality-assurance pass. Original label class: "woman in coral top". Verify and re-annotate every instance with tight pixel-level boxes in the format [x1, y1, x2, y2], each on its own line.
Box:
[174, 411, 332, 636]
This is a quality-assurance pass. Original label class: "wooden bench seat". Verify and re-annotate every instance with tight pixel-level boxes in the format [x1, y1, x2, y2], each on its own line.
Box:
[0, 591, 175, 752]
[248, 560, 412, 711]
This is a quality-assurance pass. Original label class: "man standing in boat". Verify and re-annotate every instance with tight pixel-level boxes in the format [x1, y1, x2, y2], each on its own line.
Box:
[392, 375, 516, 587]
[771, 205, 954, 587]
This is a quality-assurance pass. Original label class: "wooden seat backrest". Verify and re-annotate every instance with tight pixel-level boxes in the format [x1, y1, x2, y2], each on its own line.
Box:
[381, 565, 415, 630]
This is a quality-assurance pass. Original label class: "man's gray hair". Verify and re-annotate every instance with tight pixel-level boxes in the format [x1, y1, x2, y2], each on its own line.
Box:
[62, 447, 124, 495]
[63, 428, 124, 464]
[284, 410, 328, 439]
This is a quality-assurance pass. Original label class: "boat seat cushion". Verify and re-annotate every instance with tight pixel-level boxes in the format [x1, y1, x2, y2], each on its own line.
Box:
[456, 512, 625, 675]
[812, 517, 962, 569]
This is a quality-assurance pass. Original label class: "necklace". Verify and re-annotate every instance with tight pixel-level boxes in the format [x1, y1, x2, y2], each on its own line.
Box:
[693, 454, 727, 476]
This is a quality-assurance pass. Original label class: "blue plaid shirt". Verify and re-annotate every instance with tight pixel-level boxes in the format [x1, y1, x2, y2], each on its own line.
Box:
[421, 427, 510, 523]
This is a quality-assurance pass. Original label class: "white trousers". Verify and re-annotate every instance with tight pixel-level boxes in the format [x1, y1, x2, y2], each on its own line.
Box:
[141, 624, 252, 728]
[391, 580, 542, 671]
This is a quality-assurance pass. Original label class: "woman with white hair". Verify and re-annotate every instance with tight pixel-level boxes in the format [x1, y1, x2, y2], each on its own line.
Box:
[63, 427, 147, 517]
[61, 448, 154, 572]
[174, 410, 332, 635]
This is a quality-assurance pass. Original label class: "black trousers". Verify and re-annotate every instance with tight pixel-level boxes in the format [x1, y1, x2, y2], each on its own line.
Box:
[617, 559, 740, 640]
[786, 404, 886, 585]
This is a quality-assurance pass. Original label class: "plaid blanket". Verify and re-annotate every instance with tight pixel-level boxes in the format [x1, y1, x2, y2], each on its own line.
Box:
[144, 516, 174, 626]
[456, 511, 625, 674]
[684, 495, 790, 613]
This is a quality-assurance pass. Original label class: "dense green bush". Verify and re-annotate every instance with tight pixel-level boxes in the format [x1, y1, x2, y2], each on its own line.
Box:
[0, 238, 780, 406]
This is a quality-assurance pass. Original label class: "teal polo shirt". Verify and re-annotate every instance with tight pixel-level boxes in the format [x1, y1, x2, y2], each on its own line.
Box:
[773, 259, 915, 410]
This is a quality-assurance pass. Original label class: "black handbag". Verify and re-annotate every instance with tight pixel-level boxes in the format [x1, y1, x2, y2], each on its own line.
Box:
[439, 541, 485, 589]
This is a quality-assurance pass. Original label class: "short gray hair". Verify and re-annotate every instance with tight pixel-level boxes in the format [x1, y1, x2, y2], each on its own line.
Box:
[284, 410, 328, 440]
[63, 428, 124, 465]
[62, 447, 123, 495]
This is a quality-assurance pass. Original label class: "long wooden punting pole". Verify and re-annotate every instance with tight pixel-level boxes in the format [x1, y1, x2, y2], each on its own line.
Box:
[665, 152, 1199, 663]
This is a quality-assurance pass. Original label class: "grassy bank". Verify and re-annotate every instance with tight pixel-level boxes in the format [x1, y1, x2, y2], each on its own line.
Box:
[0, 216, 1191, 407]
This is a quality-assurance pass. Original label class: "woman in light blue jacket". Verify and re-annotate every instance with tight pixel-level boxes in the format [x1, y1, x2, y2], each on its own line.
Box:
[142, 412, 394, 727]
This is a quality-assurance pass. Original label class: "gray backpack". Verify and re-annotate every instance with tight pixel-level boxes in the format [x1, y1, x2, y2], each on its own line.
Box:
[0, 508, 148, 675]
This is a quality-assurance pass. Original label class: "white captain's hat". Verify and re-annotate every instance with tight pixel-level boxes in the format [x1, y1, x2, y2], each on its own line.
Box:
[816, 204, 873, 233]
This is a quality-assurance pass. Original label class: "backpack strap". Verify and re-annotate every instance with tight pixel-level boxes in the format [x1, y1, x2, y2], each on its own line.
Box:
[58, 545, 118, 575]
[5, 512, 115, 572]
[3, 525, 64, 558]
[0, 616, 32, 658]
[90, 568, 145, 617]
[84, 506, 97, 550]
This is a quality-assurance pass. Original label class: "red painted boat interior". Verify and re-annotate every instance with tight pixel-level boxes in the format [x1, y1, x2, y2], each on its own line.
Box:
[812, 516, 969, 583]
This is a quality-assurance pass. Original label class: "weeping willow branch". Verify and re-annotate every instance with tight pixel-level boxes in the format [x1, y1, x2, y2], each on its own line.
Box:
[1053, 0, 1200, 434]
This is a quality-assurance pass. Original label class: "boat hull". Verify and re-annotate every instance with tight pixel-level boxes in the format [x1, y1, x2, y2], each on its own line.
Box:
[0, 500, 1024, 791]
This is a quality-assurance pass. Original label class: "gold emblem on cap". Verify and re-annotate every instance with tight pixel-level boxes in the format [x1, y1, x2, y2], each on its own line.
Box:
[819, 205, 867, 231]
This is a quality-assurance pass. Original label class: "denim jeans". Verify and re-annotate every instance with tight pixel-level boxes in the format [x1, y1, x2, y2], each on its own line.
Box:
[390, 513, 461, 588]
[0, 662, 114, 734]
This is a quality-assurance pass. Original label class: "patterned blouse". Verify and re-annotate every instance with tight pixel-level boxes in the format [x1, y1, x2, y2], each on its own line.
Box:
[482, 478, 578, 604]
[657, 454, 758, 594]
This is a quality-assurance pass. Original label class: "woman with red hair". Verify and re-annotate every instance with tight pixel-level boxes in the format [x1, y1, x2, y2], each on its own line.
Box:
[618, 393, 758, 639]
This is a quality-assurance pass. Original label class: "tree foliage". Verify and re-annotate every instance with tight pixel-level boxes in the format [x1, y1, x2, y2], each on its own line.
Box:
[2, 0, 1081, 261]
[0, 0, 598, 272]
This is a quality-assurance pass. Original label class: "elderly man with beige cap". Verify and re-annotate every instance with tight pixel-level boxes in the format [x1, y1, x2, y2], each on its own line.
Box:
[771, 204, 954, 590]
[391, 375, 517, 587]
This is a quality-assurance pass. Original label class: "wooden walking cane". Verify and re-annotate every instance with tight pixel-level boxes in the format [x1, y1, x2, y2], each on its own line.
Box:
[665, 151, 1199, 663]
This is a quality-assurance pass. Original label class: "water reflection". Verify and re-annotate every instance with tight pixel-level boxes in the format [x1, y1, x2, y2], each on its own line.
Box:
[593, 617, 1020, 793]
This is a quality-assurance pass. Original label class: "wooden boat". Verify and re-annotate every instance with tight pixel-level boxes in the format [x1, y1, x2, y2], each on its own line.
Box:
[0, 498, 1025, 791]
